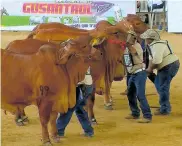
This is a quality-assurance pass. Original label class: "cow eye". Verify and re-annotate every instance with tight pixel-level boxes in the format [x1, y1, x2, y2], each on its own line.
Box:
[114, 32, 119, 35]
[82, 45, 87, 48]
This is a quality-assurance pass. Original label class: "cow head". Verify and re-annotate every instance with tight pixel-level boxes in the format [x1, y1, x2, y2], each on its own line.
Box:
[105, 19, 135, 40]
[71, 35, 103, 62]
[88, 21, 114, 41]
[40, 35, 103, 65]
[126, 14, 149, 37]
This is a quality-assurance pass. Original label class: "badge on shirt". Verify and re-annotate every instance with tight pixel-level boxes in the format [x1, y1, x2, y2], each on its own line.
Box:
[123, 48, 132, 67]
[124, 54, 132, 67]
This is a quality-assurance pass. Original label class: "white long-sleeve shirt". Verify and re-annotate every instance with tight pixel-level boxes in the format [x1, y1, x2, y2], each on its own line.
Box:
[78, 67, 93, 85]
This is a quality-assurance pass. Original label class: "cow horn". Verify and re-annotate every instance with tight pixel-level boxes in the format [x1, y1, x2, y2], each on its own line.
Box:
[90, 37, 105, 47]
[112, 20, 118, 25]
[67, 38, 76, 45]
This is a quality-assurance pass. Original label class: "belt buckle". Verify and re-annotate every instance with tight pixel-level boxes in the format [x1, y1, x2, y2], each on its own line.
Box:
[133, 68, 144, 74]
[135, 69, 141, 74]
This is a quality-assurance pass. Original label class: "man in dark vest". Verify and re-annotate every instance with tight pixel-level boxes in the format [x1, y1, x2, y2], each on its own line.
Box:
[124, 30, 152, 123]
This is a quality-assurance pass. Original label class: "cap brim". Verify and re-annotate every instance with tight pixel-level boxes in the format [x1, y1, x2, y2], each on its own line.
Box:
[140, 32, 149, 39]
[128, 30, 137, 36]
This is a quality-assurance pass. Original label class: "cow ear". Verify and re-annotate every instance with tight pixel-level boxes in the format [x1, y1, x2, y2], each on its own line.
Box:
[38, 45, 71, 65]
[56, 48, 71, 64]
[68, 39, 77, 45]
[38, 45, 53, 54]
[112, 20, 118, 25]
[56, 39, 78, 64]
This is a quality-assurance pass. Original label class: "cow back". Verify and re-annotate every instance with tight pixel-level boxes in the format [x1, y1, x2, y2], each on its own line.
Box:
[5, 39, 58, 54]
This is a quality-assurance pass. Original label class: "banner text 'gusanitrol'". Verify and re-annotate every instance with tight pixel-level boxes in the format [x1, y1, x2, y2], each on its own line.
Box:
[23, 3, 92, 15]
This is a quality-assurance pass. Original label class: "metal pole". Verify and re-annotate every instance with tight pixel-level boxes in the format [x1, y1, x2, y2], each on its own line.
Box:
[163, 1, 166, 31]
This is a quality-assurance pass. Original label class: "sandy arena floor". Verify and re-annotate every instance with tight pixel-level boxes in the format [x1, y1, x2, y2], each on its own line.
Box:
[1, 31, 182, 146]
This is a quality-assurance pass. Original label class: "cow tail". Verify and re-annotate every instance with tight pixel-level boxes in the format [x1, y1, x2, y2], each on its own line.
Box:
[5, 42, 11, 50]
[27, 24, 39, 39]
[27, 31, 36, 39]
[32, 24, 39, 31]
[4, 110, 7, 115]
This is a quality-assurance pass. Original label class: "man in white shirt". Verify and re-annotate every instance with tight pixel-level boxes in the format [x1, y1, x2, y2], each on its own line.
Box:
[124, 31, 152, 123]
[140, 29, 180, 115]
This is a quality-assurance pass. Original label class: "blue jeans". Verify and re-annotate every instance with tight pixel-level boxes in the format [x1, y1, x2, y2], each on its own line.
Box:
[127, 71, 152, 119]
[56, 86, 94, 136]
[81, 85, 94, 102]
[154, 60, 180, 114]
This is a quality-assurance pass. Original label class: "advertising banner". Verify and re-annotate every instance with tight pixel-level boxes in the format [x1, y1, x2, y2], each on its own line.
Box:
[1, 0, 136, 31]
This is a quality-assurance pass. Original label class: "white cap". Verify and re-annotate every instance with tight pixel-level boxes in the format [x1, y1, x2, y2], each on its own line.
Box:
[140, 29, 160, 40]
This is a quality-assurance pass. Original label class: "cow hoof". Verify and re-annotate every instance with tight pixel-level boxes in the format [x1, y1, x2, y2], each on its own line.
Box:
[109, 98, 113, 105]
[104, 103, 113, 110]
[43, 141, 52, 146]
[15, 119, 24, 126]
[22, 116, 29, 124]
[91, 118, 98, 125]
[52, 136, 60, 143]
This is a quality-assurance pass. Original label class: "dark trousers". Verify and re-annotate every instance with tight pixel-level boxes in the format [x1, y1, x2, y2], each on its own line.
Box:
[127, 71, 152, 119]
[148, 72, 156, 83]
[56, 86, 93, 136]
[154, 60, 180, 114]
[127, 72, 156, 85]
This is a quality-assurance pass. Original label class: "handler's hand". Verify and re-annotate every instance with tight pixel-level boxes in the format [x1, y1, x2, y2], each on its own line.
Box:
[146, 68, 153, 76]
[127, 44, 137, 54]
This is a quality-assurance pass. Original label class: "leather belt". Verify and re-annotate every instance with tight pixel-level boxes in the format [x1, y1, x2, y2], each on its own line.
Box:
[132, 68, 145, 74]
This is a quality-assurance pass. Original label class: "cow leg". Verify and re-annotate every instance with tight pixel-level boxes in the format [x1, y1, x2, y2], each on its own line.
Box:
[49, 111, 60, 143]
[104, 82, 113, 110]
[38, 100, 53, 146]
[104, 94, 113, 110]
[109, 95, 113, 104]
[21, 109, 29, 124]
[109, 82, 113, 104]
[87, 94, 97, 125]
[15, 111, 24, 126]
[15, 106, 25, 126]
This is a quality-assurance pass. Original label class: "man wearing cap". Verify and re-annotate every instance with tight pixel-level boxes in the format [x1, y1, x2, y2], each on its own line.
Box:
[140, 29, 180, 115]
[120, 37, 156, 95]
[124, 30, 152, 123]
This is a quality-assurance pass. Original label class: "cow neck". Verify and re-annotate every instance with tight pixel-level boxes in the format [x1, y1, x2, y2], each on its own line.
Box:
[64, 55, 90, 108]
[66, 55, 89, 85]
[89, 46, 106, 84]
[104, 37, 125, 94]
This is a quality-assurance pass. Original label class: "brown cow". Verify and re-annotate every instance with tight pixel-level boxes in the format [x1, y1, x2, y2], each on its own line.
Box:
[93, 17, 148, 109]
[5, 39, 58, 54]
[110, 14, 149, 43]
[7, 17, 144, 123]
[105, 15, 149, 95]
[2, 35, 103, 145]
[26, 21, 128, 110]
[126, 14, 149, 35]
[33, 28, 97, 44]
[13, 21, 130, 123]
[4, 39, 73, 125]
[5, 37, 104, 126]
[27, 22, 87, 38]
[125, 14, 149, 44]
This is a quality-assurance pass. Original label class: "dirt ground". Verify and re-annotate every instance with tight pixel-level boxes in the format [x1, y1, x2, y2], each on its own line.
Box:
[1, 31, 182, 146]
